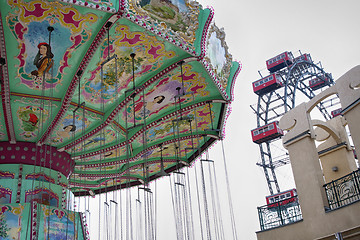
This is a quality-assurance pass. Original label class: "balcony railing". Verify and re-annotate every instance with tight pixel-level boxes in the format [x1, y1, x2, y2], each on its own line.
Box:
[323, 169, 360, 210]
[257, 196, 303, 231]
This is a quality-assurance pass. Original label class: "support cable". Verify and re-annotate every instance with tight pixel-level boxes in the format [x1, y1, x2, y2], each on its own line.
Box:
[141, 87, 149, 240]
[112, 54, 119, 240]
[172, 85, 192, 239]
[74, 68, 86, 240]
[104, 201, 110, 240]
[185, 119, 196, 240]
[125, 53, 135, 240]
[154, 180, 157, 240]
[67, 82, 79, 240]
[192, 93, 204, 240]
[110, 51, 121, 240]
[211, 160, 226, 240]
[99, 40, 106, 240]
[80, 75, 86, 215]
[169, 176, 182, 240]
[142, 185, 148, 240]
[140, 85, 155, 240]
[44, 25, 55, 240]
[150, 187, 155, 240]
[130, 53, 136, 128]
[125, 95, 130, 240]
[136, 188, 142, 240]
[194, 160, 204, 240]
[183, 172, 192, 240]
[186, 167, 195, 240]
[179, 61, 185, 96]
[104, 32, 118, 239]
[119, 179, 123, 240]
[200, 153, 212, 240]
[205, 157, 220, 240]
[174, 173, 185, 239]
[220, 139, 238, 240]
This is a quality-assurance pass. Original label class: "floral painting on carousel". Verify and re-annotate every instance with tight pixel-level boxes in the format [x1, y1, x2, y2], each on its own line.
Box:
[0, 204, 24, 240]
[131, 0, 200, 45]
[205, 25, 232, 89]
[16, 105, 49, 140]
[38, 205, 83, 240]
[81, 24, 176, 105]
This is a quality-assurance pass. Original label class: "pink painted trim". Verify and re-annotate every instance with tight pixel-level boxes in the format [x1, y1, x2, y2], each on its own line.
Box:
[59, 0, 118, 13]
[199, 7, 214, 60]
[0, 142, 74, 177]
[229, 60, 242, 102]
[31, 202, 38, 240]
[16, 164, 23, 203]
[220, 61, 242, 139]
[0, 11, 16, 144]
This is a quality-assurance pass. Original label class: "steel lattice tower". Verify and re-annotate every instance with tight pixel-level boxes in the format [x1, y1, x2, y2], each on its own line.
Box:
[251, 51, 340, 195]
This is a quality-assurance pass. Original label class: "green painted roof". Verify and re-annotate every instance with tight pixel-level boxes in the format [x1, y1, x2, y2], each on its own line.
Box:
[0, 0, 240, 195]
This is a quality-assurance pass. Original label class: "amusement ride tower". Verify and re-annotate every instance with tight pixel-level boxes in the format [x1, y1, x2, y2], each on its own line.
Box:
[0, 0, 240, 239]
[251, 51, 341, 195]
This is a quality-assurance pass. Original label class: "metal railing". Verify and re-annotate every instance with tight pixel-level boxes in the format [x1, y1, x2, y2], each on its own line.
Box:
[323, 169, 360, 210]
[257, 196, 303, 231]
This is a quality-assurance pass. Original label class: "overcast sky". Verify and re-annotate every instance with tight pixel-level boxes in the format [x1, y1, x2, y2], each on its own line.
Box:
[86, 1, 360, 239]
[191, 0, 360, 239]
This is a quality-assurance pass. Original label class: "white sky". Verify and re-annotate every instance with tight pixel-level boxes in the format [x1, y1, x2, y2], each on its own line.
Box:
[85, 1, 360, 239]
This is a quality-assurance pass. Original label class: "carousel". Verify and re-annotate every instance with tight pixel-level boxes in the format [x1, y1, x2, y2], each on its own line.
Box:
[0, 0, 240, 239]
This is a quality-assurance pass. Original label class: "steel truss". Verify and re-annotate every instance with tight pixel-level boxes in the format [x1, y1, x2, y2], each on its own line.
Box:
[251, 51, 340, 195]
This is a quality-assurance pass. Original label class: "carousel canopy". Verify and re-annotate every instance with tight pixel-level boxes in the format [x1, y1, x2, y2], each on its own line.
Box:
[0, 0, 240, 196]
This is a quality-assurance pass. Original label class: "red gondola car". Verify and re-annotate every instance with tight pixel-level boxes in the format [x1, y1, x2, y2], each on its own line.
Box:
[251, 121, 284, 144]
[252, 73, 283, 96]
[266, 188, 297, 208]
[309, 76, 329, 90]
[266, 51, 294, 73]
[331, 108, 342, 118]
